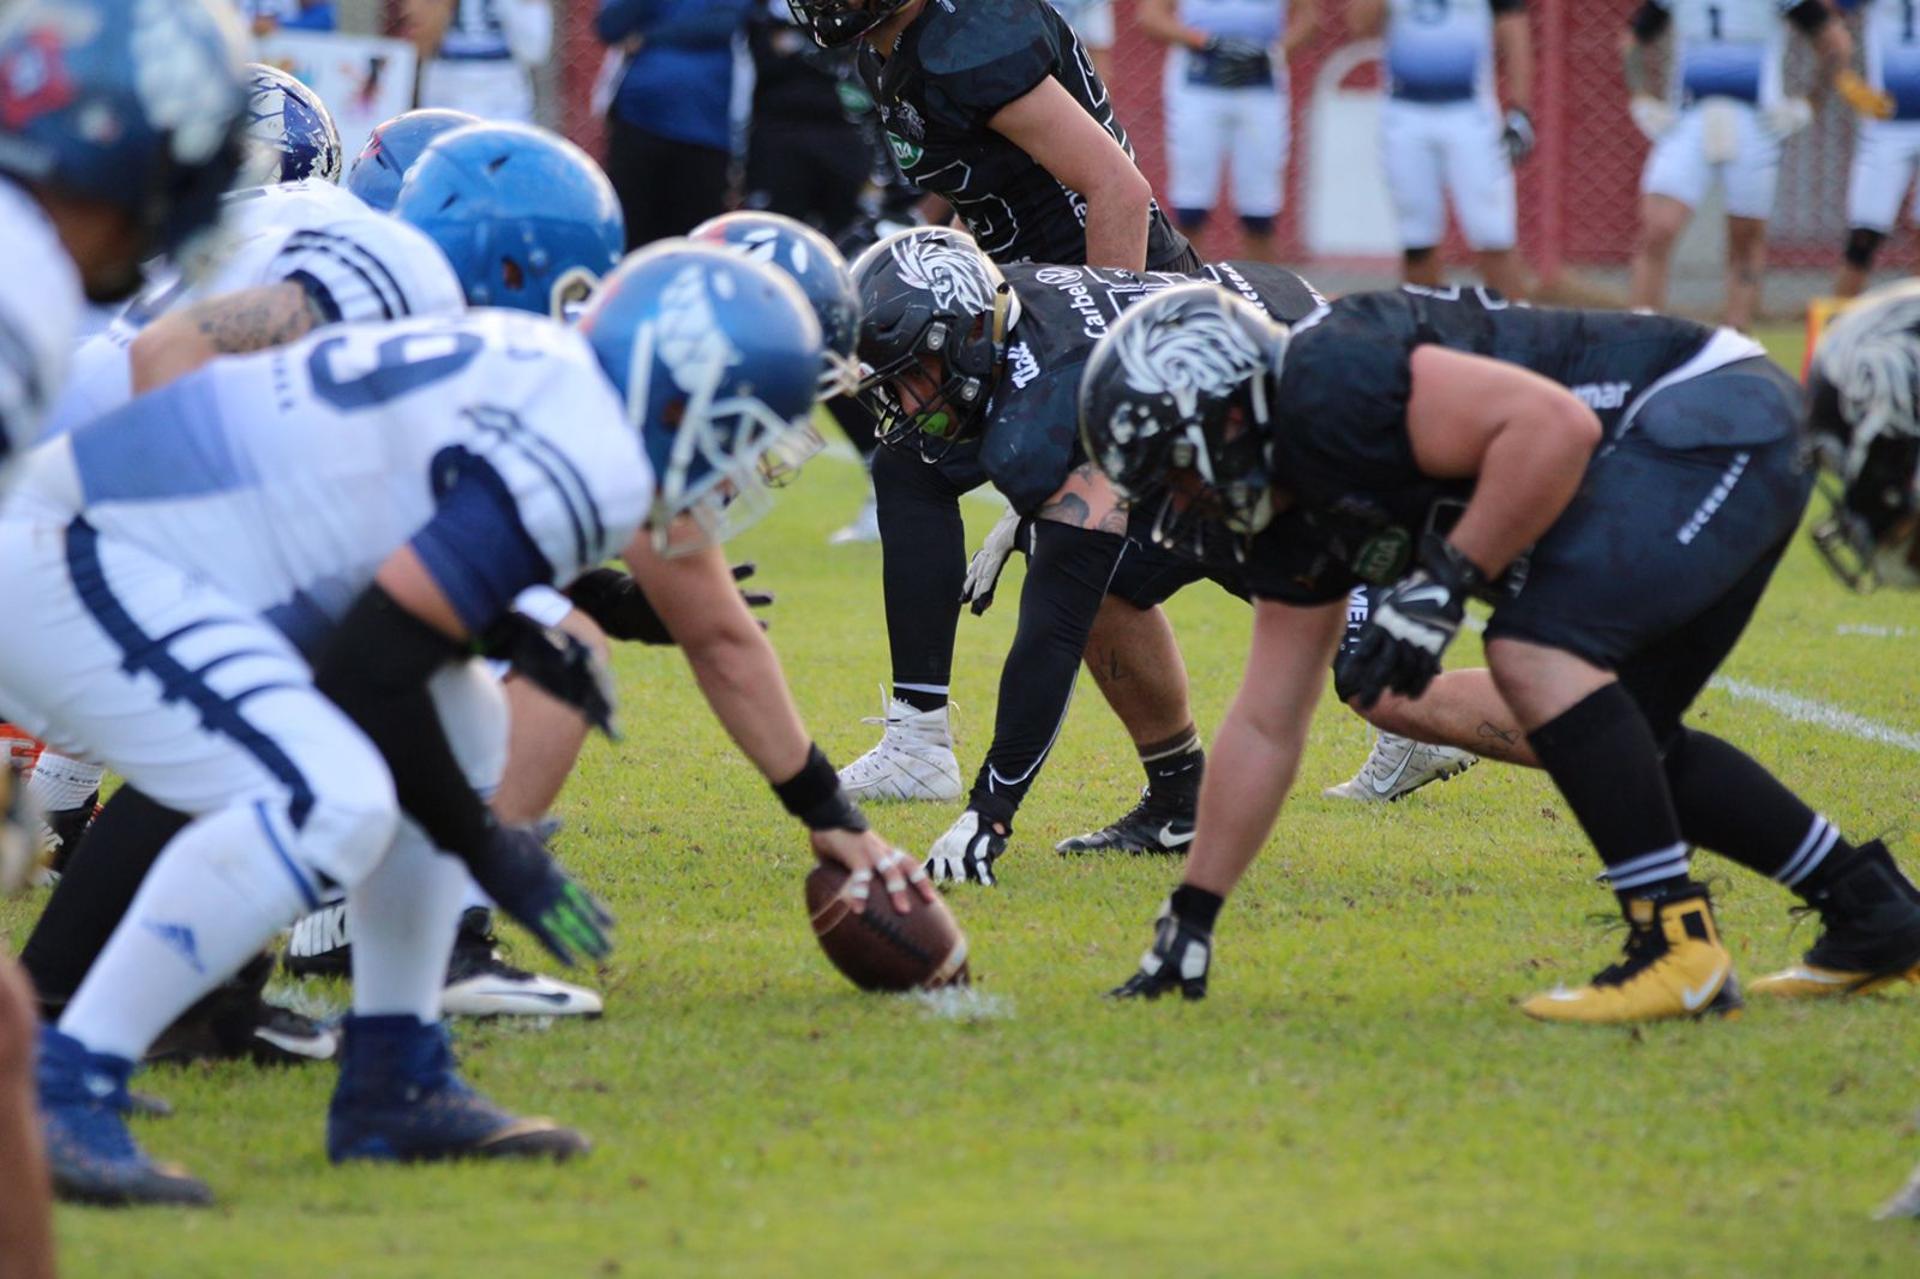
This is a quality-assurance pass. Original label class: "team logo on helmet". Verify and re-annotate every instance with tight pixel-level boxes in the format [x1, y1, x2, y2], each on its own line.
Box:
[628, 262, 741, 426]
[132, 0, 246, 166]
[0, 28, 74, 130]
[1110, 297, 1265, 419]
[890, 232, 994, 315]
[1818, 286, 1920, 472]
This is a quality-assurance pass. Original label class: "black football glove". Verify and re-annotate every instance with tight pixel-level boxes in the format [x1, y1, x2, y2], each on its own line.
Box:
[480, 613, 618, 738]
[1110, 897, 1212, 1001]
[1501, 107, 1536, 164]
[1334, 534, 1485, 711]
[464, 822, 614, 969]
[564, 564, 773, 645]
[1203, 35, 1272, 89]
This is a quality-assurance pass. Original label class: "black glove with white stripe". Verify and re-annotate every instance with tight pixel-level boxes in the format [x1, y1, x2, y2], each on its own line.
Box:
[1110, 895, 1213, 1001]
[1334, 534, 1485, 710]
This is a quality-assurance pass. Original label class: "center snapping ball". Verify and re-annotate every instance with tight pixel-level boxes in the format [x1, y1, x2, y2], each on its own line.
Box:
[805, 859, 970, 992]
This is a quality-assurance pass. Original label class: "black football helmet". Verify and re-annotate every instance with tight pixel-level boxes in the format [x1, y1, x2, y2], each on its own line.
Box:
[849, 226, 1015, 460]
[1078, 284, 1287, 553]
[1807, 280, 1920, 591]
[787, 0, 915, 48]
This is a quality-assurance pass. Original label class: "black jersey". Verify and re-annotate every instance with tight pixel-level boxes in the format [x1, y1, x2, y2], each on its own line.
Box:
[1242, 287, 1743, 605]
[857, 0, 1192, 269]
[968, 261, 1324, 514]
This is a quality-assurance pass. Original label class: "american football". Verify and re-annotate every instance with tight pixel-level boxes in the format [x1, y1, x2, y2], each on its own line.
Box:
[804, 857, 970, 992]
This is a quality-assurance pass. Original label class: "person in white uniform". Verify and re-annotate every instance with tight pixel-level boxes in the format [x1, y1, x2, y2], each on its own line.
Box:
[1625, 0, 1851, 330]
[1139, 0, 1318, 263]
[408, 0, 553, 122]
[1832, 0, 1920, 296]
[1351, 0, 1533, 299]
[1047, 0, 1117, 85]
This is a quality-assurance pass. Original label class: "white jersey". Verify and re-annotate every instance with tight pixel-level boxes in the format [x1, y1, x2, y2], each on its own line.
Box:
[1383, 0, 1511, 106]
[0, 179, 82, 461]
[1653, 0, 1792, 107]
[1179, 0, 1285, 44]
[13, 310, 652, 649]
[1860, 0, 1920, 119]
[42, 181, 464, 440]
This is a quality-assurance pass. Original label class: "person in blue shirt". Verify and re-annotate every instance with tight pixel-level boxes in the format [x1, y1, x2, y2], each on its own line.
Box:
[596, 0, 755, 248]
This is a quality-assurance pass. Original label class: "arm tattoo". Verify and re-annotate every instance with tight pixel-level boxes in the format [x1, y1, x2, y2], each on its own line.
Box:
[1039, 491, 1093, 528]
[1474, 721, 1522, 760]
[187, 284, 329, 356]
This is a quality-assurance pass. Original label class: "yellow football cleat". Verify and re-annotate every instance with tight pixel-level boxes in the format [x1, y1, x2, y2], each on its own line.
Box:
[1523, 882, 1743, 1024]
[1749, 841, 1920, 999]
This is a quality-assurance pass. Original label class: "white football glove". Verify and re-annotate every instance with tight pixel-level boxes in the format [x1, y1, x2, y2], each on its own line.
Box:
[924, 809, 1008, 886]
[1628, 94, 1677, 141]
[958, 507, 1023, 616]
[1762, 96, 1813, 139]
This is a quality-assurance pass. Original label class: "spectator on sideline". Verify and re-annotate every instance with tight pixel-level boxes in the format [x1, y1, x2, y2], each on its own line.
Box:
[1624, 0, 1850, 329]
[745, 0, 868, 235]
[242, 0, 335, 35]
[1350, 0, 1533, 299]
[1139, 0, 1319, 263]
[404, 0, 552, 123]
[597, 0, 754, 249]
[1048, 0, 1115, 85]
[0, 954, 54, 1279]
[1832, 0, 1920, 298]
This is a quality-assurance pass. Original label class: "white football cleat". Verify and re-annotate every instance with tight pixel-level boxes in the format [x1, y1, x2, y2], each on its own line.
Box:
[1323, 732, 1476, 803]
[442, 949, 604, 1019]
[827, 495, 880, 545]
[837, 687, 962, 802]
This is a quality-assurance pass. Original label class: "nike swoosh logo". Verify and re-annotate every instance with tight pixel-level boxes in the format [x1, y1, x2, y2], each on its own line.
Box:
[1397, 585, 1452, 608]
[1770, 966, 1851, 986]
[1157, 823, 1196, 848]
[1370, 749, 1415, 796]
[453, 983, 577, 1006]
[1680, 962, 1728, 1011]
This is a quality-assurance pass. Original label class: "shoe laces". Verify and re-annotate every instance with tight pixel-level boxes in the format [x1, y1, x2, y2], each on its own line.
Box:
[1582, 912, 1661, 987]
[856, 684, 959, 744]
[1355, 733, 1414, 787]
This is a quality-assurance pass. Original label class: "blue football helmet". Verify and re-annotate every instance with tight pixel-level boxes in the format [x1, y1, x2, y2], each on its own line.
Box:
[344, 108, 477, 212]
[392, 123, 624, 319]
[578, 242, 825, 553]
[0, 0, 248, 298]
[689, 211, 860, 400]
[235, 64, 341, 189]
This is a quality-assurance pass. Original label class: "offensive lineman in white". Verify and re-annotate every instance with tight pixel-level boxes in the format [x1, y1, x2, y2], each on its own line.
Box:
[1350, 0, 1533, 300]
[1624, 0, 1851, 330]
[1832, 0, 1920, 297]
[1139, 0, 1319, 265]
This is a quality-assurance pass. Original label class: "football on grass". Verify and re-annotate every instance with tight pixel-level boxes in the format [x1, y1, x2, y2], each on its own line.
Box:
[804, 859, 970, 992]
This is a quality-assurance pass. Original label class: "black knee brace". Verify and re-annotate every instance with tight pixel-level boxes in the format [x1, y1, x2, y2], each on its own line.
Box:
[1844, 227, 1886, 271]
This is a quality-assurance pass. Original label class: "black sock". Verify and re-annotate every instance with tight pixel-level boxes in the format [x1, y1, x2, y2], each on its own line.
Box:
[1662, 729, 1855, 895]
[893, 685, 948, 714]
[1171, 884, 1224, 933]
[1526, 684, 1690, 902]
[1140, 725, 1203, 797]
[21, 786, 190, 1016]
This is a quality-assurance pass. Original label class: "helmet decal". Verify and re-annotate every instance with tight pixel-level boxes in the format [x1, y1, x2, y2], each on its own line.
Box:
[889, 231, 995, 316]
[1818, 283, 1920, 472]
[1110, 296, 1265, 418]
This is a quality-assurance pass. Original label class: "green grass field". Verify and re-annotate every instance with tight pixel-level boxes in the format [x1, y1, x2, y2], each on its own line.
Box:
[10, 323, 1920, 1277]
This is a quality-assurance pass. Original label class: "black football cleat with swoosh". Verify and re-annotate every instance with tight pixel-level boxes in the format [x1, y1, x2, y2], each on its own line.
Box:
[1522, 881, 1744, 1024]
[1055, 786, 1196, 857]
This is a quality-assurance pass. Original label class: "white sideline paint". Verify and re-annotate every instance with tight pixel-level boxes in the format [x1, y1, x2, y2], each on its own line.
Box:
[1709, 677, 1920, 754]
[1835, 624, 1914, 638]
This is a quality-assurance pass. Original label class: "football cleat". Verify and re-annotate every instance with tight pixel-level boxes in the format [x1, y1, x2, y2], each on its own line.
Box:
[1522, 881, 1743, 1024]
[1750, 840, 1920, 998]
[836, 688, 962, 802]
[1055, 786, 1196, 856]
[37, 1027, 212, 1207]
[1323, 732, 1476, 803]
[442, 909, 604, 1018]
[326, 1015, 589, 1164]
[1876, 1159, 1920, 1220]
[37, 794, 100, 878]
[1110, 898, 1211, 1001]
[924, 809, 1007, 885]
[827, 494, 881, 545]
[149, 952, 337, 1066]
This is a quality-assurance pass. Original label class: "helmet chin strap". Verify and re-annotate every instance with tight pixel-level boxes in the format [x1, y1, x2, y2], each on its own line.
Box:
[988, 282, 1017, 375]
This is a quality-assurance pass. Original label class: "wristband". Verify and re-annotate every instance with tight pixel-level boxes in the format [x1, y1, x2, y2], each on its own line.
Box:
[772, 744, 870, 832]
[1421, 533, 1490, 596]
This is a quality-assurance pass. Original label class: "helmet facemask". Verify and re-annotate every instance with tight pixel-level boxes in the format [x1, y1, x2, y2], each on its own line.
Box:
[787, 0, 914, 48]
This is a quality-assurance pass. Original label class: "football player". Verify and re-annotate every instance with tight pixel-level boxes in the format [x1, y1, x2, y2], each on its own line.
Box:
[1831, 1, 1920, 298]
[1139, 0, 1319, 264]
[1625, 0, 1851, 330]
[790, 0, 1199, 275]
[408, 0, 551, 123]
[1084, 284, 1920, 1021]
[343, 108, 480, 212]
[1349, 0, 1532, 299]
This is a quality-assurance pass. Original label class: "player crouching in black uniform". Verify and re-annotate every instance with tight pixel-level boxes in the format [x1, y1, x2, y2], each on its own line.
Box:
[844, 226, 1397, 885]
[1085, 283, 1920, 1021]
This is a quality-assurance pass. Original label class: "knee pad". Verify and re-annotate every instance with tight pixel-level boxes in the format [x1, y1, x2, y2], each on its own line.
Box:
[1845, 227, 1886, 270]
[1174, 206, 1211, 233]
[1239, 214, 1275, 238]
[1403, 246, 1437, 269]
[291, 748, 400, 890]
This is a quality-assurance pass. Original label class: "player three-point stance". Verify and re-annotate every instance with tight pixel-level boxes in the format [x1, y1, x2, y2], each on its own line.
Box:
[1084, 285, 1920, 1022]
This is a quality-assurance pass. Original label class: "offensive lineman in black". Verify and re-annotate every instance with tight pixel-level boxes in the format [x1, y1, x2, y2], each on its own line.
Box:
[1081, 284, 1920, 1022]
[848, 228, 1316, 882]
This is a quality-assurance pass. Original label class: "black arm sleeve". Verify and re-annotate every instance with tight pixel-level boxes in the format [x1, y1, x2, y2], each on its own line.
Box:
[968, 521, 1127, 821]
[1629, 1, 1670, 41]
[310, 584, 493, 860]
[1784, 0, 1829, 36]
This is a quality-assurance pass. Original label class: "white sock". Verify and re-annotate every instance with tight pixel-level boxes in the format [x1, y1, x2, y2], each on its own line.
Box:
[348, 819, 469, 1021]
[59, 804, 314, 1061]
[28, 751, 106, 812]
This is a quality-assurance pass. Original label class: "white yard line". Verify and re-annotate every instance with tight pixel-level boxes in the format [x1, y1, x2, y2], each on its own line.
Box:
[1708, 677, 1920, 754]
